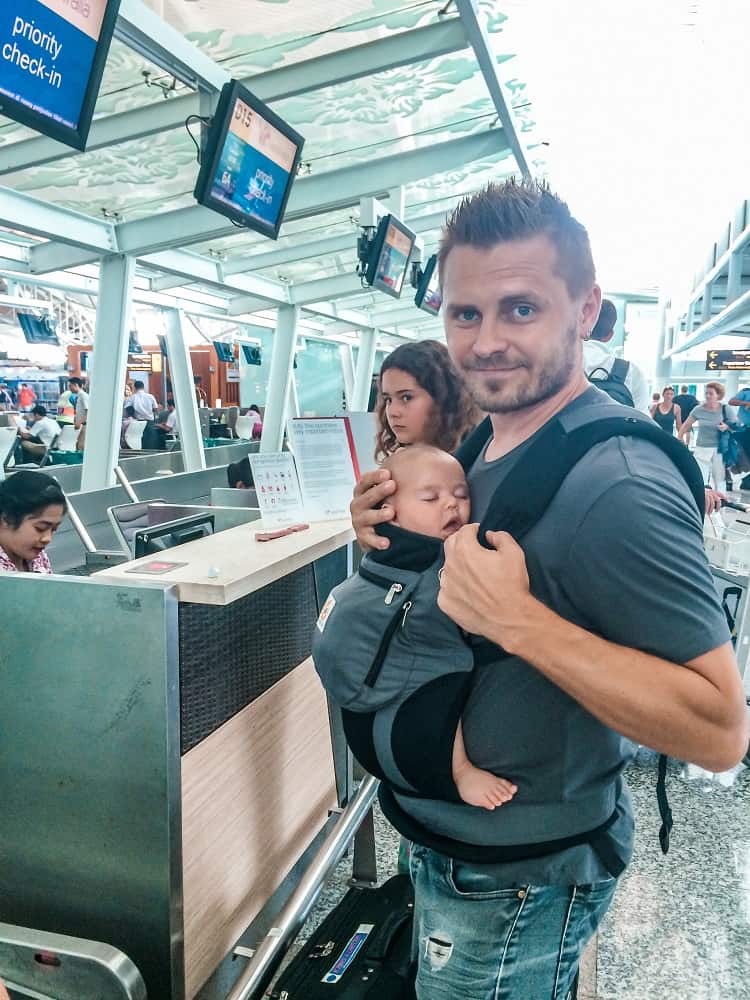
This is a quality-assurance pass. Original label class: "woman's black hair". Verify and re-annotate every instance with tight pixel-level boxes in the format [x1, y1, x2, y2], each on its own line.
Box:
[227, 457, 254, 489]
[0, 472, 67, 530]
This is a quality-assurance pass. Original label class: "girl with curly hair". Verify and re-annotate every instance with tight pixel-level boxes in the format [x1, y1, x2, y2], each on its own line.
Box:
[375, 340, 480, 462]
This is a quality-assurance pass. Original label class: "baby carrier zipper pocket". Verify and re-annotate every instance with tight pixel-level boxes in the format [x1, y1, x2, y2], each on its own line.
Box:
[358, 564, 412, 687]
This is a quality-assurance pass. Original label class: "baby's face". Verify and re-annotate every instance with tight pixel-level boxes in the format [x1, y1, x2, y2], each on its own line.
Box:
[386, 451, 471, 541]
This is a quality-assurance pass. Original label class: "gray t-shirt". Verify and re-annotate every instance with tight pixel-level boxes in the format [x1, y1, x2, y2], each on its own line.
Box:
[397, 389, 729, 884]
[691, 404, 724, 448]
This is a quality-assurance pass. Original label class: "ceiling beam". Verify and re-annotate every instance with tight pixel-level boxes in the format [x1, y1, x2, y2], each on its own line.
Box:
[0, 19, 469, 176]
[0, 187, 118, 254]
[28, 130, 509, 274]
[454, 0, 532, 178]
[665, 287, 750, 356]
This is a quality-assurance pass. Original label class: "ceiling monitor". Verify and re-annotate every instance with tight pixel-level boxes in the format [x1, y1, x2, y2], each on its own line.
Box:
[414, 253, 442, 317]
[193, 80, 305, 240]
[17, 312, 60, 345]
[365, 214, 416, 300]
[240, 343, 262, 366]
[0, 0, 121, 151]
[213, 341, 235, 363]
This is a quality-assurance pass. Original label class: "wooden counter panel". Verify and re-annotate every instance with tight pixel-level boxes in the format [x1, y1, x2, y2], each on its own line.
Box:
[97, 518, 354, 605]
[181, 658, 336, 998]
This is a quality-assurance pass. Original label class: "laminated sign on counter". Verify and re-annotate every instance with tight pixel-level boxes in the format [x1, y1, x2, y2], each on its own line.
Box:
[248, 452, 306, 528]
[287, 417, 361, 521]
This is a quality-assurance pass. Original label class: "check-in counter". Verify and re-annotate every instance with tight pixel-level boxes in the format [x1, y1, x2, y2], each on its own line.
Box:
[0, 518, 354, 999]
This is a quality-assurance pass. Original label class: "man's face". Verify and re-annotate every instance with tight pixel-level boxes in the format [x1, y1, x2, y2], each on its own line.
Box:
[442, 235, 600, 413]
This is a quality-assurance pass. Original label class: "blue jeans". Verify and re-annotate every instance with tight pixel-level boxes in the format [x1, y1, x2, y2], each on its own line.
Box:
[409, 843, 617, 1000]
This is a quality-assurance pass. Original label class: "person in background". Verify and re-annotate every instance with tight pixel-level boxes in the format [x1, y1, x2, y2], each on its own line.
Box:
[69, 376, 88, 451]
[679, 381, 732, 487]
[227, 456, 254, 489]
[120, 404, 137, 449]
[0, 471, 66, 573]
[155, 401, 178, 447]
[56, 384, 76, 425]
[375, 340, 481, 462]
[367, 373, 379, 412]
[15, 405, 60, 463]
[129, 380, 160, 449]
[18, 382, 36, 412]
[651, 391, 660, 406]
[674, 384, 699, 424]
[194, 375, 208, 407]
[728, 384, 750, 466]
[582, 299, 650, 410]
[0, 383, 13, 410]
[245, 403, 263, 438]
[649, 386, 682, 436]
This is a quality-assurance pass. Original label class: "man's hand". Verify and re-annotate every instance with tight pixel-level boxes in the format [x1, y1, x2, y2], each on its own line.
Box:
[438, 525, 539, 652]
[350, 468, 396, 551]
[704, 488, 726, 515]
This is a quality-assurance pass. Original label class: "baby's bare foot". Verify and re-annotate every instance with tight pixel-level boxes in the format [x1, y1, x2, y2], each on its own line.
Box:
[453, 761, 517, 811]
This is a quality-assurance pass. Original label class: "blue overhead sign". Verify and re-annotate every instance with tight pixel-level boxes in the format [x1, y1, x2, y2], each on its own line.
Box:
[0, 0, 120, 150]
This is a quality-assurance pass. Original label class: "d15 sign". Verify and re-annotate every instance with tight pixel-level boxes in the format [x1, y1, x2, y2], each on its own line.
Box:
[705, 349, 750, 371]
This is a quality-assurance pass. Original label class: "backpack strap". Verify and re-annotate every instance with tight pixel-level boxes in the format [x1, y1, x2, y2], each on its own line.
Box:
[476, 412, 705, 549]
[455, 415, 492, 472]
[609, 357, 630, 385]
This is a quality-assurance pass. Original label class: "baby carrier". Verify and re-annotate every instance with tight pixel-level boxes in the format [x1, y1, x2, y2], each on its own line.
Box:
[314, 400, 707, 857]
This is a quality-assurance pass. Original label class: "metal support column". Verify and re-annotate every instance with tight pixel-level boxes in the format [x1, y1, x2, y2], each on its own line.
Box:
[81, 255, 135, 493]
[351, 328, 377, 411]
[260, 305, 298, 452]
[162, 308, 205, 472]
[339, 344, 355, 409]
[288, 371, 301, 419]
[725, 371, 740, 399]
[655, 296, 672, 382]
[727, 249, 742, 305]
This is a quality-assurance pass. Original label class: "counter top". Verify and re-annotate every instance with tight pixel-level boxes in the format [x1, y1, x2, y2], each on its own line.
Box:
[96, 518, 354, 605]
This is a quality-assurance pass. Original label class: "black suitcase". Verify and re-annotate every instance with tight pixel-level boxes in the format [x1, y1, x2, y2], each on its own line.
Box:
[269, 874, 415, 999]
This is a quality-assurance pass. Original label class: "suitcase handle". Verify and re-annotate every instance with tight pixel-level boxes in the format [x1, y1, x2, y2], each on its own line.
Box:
[363, 909, 412, 962]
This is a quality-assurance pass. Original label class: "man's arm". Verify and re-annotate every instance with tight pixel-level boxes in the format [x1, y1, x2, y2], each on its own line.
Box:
[728, 395, 750, 408]
[439, 526, 747, 772]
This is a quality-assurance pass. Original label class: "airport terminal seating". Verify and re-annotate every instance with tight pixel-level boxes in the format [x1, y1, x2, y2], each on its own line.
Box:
[124, 419, 148, 451]
[56, 425, 80, 453]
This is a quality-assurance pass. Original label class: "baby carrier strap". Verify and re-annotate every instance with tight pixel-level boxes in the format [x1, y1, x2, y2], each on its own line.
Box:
[456, 401, 706, 857]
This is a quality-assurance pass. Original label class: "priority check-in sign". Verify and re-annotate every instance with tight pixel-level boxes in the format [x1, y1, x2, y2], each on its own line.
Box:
[705, 349, 750, 371]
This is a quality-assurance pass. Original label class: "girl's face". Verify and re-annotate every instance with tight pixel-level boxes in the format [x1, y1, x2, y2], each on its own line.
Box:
[380, 368, 436, 446]
[705, 386, 719, 405]
[0, 504, 64, 564]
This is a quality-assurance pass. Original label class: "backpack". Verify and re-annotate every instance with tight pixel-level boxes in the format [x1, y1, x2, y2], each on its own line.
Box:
[587, 357, 634, 407]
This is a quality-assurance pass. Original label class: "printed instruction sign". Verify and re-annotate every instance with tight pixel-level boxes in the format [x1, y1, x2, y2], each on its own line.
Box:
[287, 418, 357, 521]
[248, 452, 306, 528]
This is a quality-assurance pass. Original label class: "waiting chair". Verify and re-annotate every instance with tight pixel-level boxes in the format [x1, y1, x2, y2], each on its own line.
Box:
[0, 921, 146, 999]
[13, 432, 61, 470]
[124, 420, 148, 451]
[0, 426, 18, 469]
[235, 415, 255, 440]
[56, 425, 80, 453]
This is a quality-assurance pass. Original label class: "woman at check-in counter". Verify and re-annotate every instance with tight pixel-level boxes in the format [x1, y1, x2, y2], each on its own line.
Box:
[375, 340, 480, 461]
[0, 472, 66, 574]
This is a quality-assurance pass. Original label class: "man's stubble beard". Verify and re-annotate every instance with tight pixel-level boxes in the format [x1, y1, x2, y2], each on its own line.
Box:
[461, 324, 580, 414]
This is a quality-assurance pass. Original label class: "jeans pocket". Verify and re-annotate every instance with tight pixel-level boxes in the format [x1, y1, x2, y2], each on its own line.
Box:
[446, 858, 528, 900]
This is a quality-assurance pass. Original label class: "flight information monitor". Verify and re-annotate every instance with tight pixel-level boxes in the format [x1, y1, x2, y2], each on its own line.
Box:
[240, 343, 262, 365]
[17, 311, 60, 345]
[365, 214, 416, 299]
[213, 341, 235, 363]
[0, 0, 121, 150]
[414, 253, 442, 316]
[194, 80, 305, 240]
